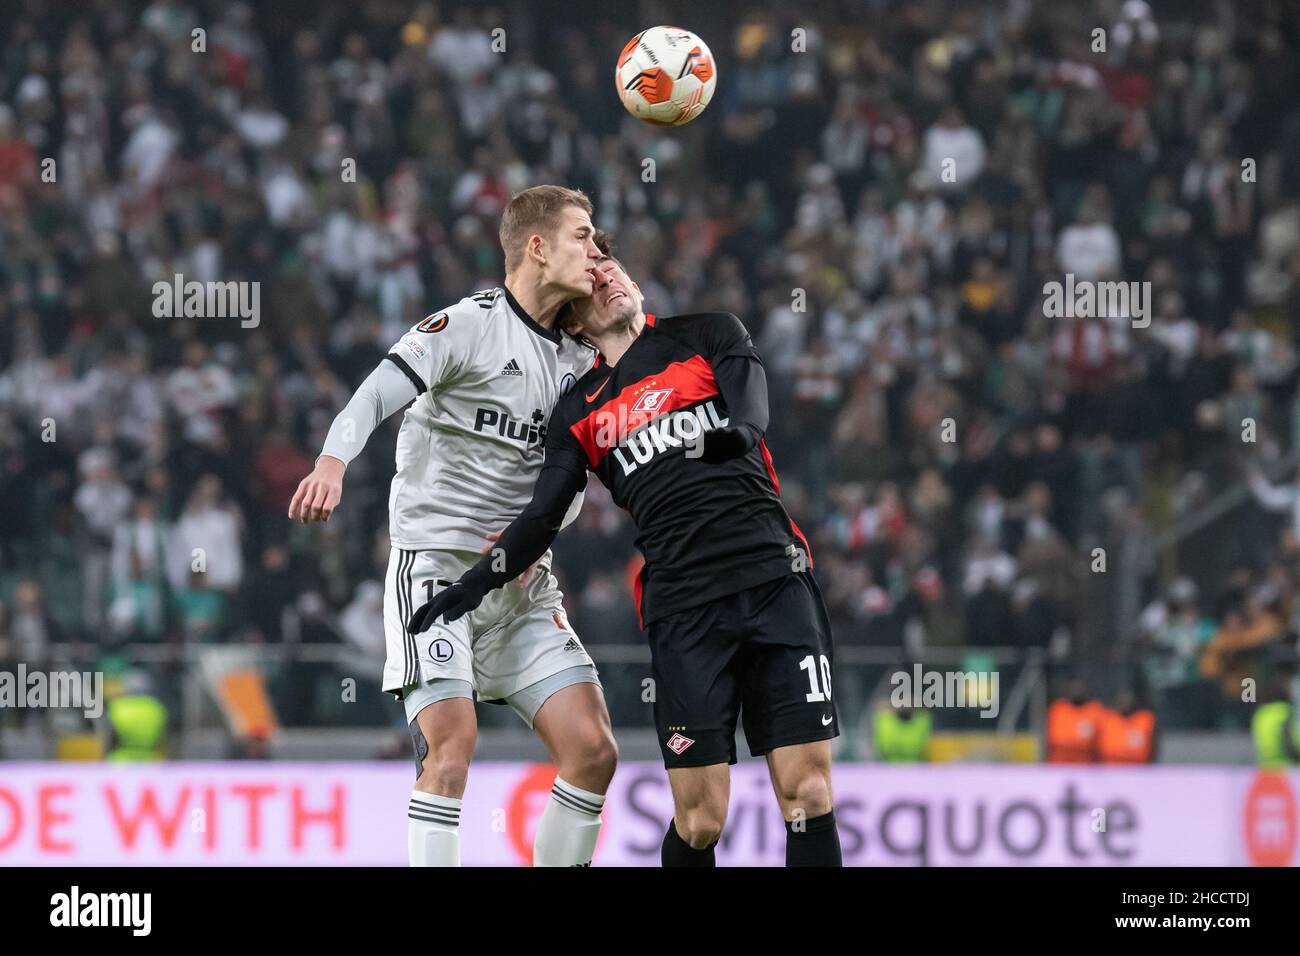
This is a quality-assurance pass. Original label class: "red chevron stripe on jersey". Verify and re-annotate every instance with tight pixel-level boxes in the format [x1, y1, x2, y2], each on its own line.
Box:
[760, 438, 814, 567]
[570, 353, 718, 468]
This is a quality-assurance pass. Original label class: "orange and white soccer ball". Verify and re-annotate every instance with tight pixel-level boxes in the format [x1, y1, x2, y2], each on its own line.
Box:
[615, 26, 717, 126]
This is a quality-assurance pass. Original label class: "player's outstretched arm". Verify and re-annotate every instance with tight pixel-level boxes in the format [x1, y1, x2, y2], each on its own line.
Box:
[408, 463, 585, 632]
[288, 359, 419, 522]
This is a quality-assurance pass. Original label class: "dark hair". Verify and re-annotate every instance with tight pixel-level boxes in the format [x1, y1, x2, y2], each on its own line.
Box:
[592, 228, 616, 260]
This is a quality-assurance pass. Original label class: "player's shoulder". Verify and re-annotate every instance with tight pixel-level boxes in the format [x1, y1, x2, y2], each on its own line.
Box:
[650, 314, 754, 356]
[410, 288, 502, 334]
[388, 289, 502, 380]
[654, 311, 751, 345]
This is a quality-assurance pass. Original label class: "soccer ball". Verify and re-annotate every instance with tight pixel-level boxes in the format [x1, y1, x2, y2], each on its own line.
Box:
[615, 26, 717, 126]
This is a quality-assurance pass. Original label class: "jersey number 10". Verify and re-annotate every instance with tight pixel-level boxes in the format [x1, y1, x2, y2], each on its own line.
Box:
[800, 654, 833, 703]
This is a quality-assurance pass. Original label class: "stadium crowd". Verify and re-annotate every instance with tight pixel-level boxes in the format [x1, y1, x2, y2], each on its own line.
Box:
[2, 0, 1300, 739]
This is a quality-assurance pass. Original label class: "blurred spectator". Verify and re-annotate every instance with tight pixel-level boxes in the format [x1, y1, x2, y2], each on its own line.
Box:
[1200, 601, 1286, 723]
[1096, 689, 1158, 763]
[105, 670, 168, 762]
[173, 569, 225, 642]
[242, 543, 296, 642]
[108, 494, 169, 641]
[1056, 193, 1121, 281]
[1137, 577, 1216, 726]
[338, 579, 385, 673]
[1045, 678, 1103, 763]
[1250, 669, 1300, 768]
[873, 702, 932, 762]
[922, 106, 986, 192]
[1248, 462, 1300, 539]
[9, 580, 58, 668]
[168, 475, 244, 596]
[74, 447, 132, 629]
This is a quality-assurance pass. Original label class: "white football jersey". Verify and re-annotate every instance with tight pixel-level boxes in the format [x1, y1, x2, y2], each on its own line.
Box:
[383, 287, 596, 551]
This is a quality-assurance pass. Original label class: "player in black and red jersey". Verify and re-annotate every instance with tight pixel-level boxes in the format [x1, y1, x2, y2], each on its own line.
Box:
[409, 246, 841, 867]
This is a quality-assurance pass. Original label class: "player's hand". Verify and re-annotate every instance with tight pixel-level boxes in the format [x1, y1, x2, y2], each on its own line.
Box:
[695, 425, 758, 463]
[409, 578, 486, 633]
[482, 530, 538, 588]
[288, 456, 345, 523]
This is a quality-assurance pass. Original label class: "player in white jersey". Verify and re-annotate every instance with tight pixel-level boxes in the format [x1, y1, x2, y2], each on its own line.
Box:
[289, 186, 617, 866]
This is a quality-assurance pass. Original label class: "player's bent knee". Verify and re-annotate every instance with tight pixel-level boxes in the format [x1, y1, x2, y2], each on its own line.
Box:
[593, 728, 619, 772]
[673, 783, 729, 849]
[558, 728, 619, 790]
[415, 755, 472, 797]
[588, 733, 619, 783]
[676, 811, 728, 848]
[773, 771, 833, 819]
[676, 809, 726, 850]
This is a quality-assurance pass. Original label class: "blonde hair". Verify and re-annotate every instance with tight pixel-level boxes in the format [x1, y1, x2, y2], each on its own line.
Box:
[499, 185, 594, 273]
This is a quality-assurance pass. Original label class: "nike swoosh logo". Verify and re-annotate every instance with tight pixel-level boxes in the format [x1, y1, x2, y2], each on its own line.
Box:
[821, 714, 833, 726]
[585, 380, 610, 403]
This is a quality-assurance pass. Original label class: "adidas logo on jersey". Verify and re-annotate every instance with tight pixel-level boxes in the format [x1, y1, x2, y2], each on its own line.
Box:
[501, 359, 523, 377]
[563, 637, 581, 652]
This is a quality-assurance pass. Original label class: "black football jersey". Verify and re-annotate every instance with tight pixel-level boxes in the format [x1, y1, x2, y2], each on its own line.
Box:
[543, 312, 811, 627]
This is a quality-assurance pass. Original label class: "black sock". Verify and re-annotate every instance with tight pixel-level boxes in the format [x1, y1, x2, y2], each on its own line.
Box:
[785, 810, 842, 867]
[661, 818, 717, 867]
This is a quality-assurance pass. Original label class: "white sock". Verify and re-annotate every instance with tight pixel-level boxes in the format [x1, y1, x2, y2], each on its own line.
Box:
[408, 791, 461, 867]
[533, 777, 605, 867]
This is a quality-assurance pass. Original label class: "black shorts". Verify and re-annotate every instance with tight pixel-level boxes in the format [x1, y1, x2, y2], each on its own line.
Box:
[649, 571, 838, 768]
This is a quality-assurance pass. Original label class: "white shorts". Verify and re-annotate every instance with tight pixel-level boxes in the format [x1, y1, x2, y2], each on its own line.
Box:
[382, 547, 598, 712]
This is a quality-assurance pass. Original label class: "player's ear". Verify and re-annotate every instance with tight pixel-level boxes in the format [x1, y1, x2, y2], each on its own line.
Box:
[528, 232, 546, 265]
